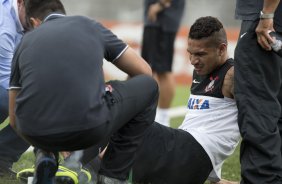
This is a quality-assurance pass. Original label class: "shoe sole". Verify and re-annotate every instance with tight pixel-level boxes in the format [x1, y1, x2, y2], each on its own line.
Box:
[34, 158, 57, 184]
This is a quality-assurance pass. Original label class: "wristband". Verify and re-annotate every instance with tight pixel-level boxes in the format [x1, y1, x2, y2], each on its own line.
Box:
[260, 11, 274, 19]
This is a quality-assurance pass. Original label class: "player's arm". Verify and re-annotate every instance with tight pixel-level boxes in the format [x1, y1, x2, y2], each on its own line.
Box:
[222, 66, 234, 99]
[9, 89, 19, 129]
[114, 47, 152, 77]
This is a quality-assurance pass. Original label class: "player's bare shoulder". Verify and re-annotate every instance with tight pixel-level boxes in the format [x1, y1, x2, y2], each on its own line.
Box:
[222, 66, 234, 99]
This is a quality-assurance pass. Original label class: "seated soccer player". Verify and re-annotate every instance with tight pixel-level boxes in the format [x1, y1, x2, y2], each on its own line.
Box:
[130, 15, 240, 184]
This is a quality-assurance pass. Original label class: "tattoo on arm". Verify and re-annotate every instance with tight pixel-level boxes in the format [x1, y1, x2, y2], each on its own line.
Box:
[230, 72, 234, 96]
[223, 67, 234, 98]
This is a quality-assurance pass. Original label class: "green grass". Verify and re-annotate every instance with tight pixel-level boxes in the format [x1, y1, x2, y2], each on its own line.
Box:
[171, 85, 190, 107]
[4, 85, 241, 183]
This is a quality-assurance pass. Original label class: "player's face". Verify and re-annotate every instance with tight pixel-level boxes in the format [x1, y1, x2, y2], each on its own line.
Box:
[187, 38, 222, 76]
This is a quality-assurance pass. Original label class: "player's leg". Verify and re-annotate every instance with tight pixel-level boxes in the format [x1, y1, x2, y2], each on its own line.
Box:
[132, 123, 213, 184]
[154, 71, 175, 126]
[153, 31, 177, 127]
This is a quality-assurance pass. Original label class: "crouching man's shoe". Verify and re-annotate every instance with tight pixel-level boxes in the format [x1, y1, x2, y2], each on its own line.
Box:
[17, 165, 91, 184]
[33, 149, 58, 184]
[17, 165, 79, 184]
[97, 175, 128, 184]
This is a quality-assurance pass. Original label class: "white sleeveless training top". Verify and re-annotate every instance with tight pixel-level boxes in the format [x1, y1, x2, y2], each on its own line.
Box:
[179, 59, 240, 181]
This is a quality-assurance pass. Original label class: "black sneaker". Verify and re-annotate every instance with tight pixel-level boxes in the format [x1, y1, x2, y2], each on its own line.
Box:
[17, 165, 79, 184]
[33, 150, 58, 184]
[62, 161, 92, 183]
[78, 168, 92, 184]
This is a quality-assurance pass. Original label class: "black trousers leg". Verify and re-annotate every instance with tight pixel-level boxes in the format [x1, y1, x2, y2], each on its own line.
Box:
[0, 125, 30, 169]
[132, 123, 212, 184]
[80, 123, 212, 184]
[99, 75, 159, 180]
[235, 21, 282, 184]
[0, 86, 30, 169]
[22, 75, 158, 181]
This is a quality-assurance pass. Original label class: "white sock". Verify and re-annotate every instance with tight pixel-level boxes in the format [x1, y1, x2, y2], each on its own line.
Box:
[155, 108, 170, 127]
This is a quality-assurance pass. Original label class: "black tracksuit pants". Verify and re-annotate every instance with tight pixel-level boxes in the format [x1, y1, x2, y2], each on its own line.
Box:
[235, 20, 282, 184]
[24, 75, 159, 181]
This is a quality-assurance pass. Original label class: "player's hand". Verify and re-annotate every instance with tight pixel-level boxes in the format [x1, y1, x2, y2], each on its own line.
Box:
[256, 18, 275, 51]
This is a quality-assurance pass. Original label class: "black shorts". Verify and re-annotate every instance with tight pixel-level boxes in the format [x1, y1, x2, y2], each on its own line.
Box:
[132, 123, 213, 184]
[141, 27, 176, 73]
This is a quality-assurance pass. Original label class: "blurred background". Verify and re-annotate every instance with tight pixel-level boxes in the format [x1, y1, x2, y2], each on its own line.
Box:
[61, 0, 240, 27]
[61, 0, 241, 83]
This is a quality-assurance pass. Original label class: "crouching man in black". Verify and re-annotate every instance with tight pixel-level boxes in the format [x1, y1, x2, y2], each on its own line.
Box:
[9, 0, 158, 183]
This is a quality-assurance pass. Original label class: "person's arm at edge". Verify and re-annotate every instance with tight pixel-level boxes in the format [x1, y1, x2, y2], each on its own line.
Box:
[263, 0, 280, 15]
[214, 66, 238, 184]
[9, 89, 19, 129]
[114, 47, 152, 78]
[256, 0, 280, 50]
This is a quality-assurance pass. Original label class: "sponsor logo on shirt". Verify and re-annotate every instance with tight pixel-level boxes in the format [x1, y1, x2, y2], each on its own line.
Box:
[187, 98, 209, 109]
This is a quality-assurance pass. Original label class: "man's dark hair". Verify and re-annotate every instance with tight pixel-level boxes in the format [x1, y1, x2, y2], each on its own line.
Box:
[189, 16, 227, 46]
[25, 0, 66, 21]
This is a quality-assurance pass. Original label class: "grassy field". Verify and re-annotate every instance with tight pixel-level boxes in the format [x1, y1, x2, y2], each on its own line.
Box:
[2, 85, 241, 183]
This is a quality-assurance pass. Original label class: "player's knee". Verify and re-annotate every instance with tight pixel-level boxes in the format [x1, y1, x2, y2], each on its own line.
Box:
[142, 74, 159, 98]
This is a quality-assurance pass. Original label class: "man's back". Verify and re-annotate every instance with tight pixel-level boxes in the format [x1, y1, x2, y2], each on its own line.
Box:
[10, 15, 126, 135]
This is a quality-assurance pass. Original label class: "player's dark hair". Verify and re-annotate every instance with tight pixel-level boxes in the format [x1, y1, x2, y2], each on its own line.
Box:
[189, 16, 227, 46]
[25, 0, 66, 21]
